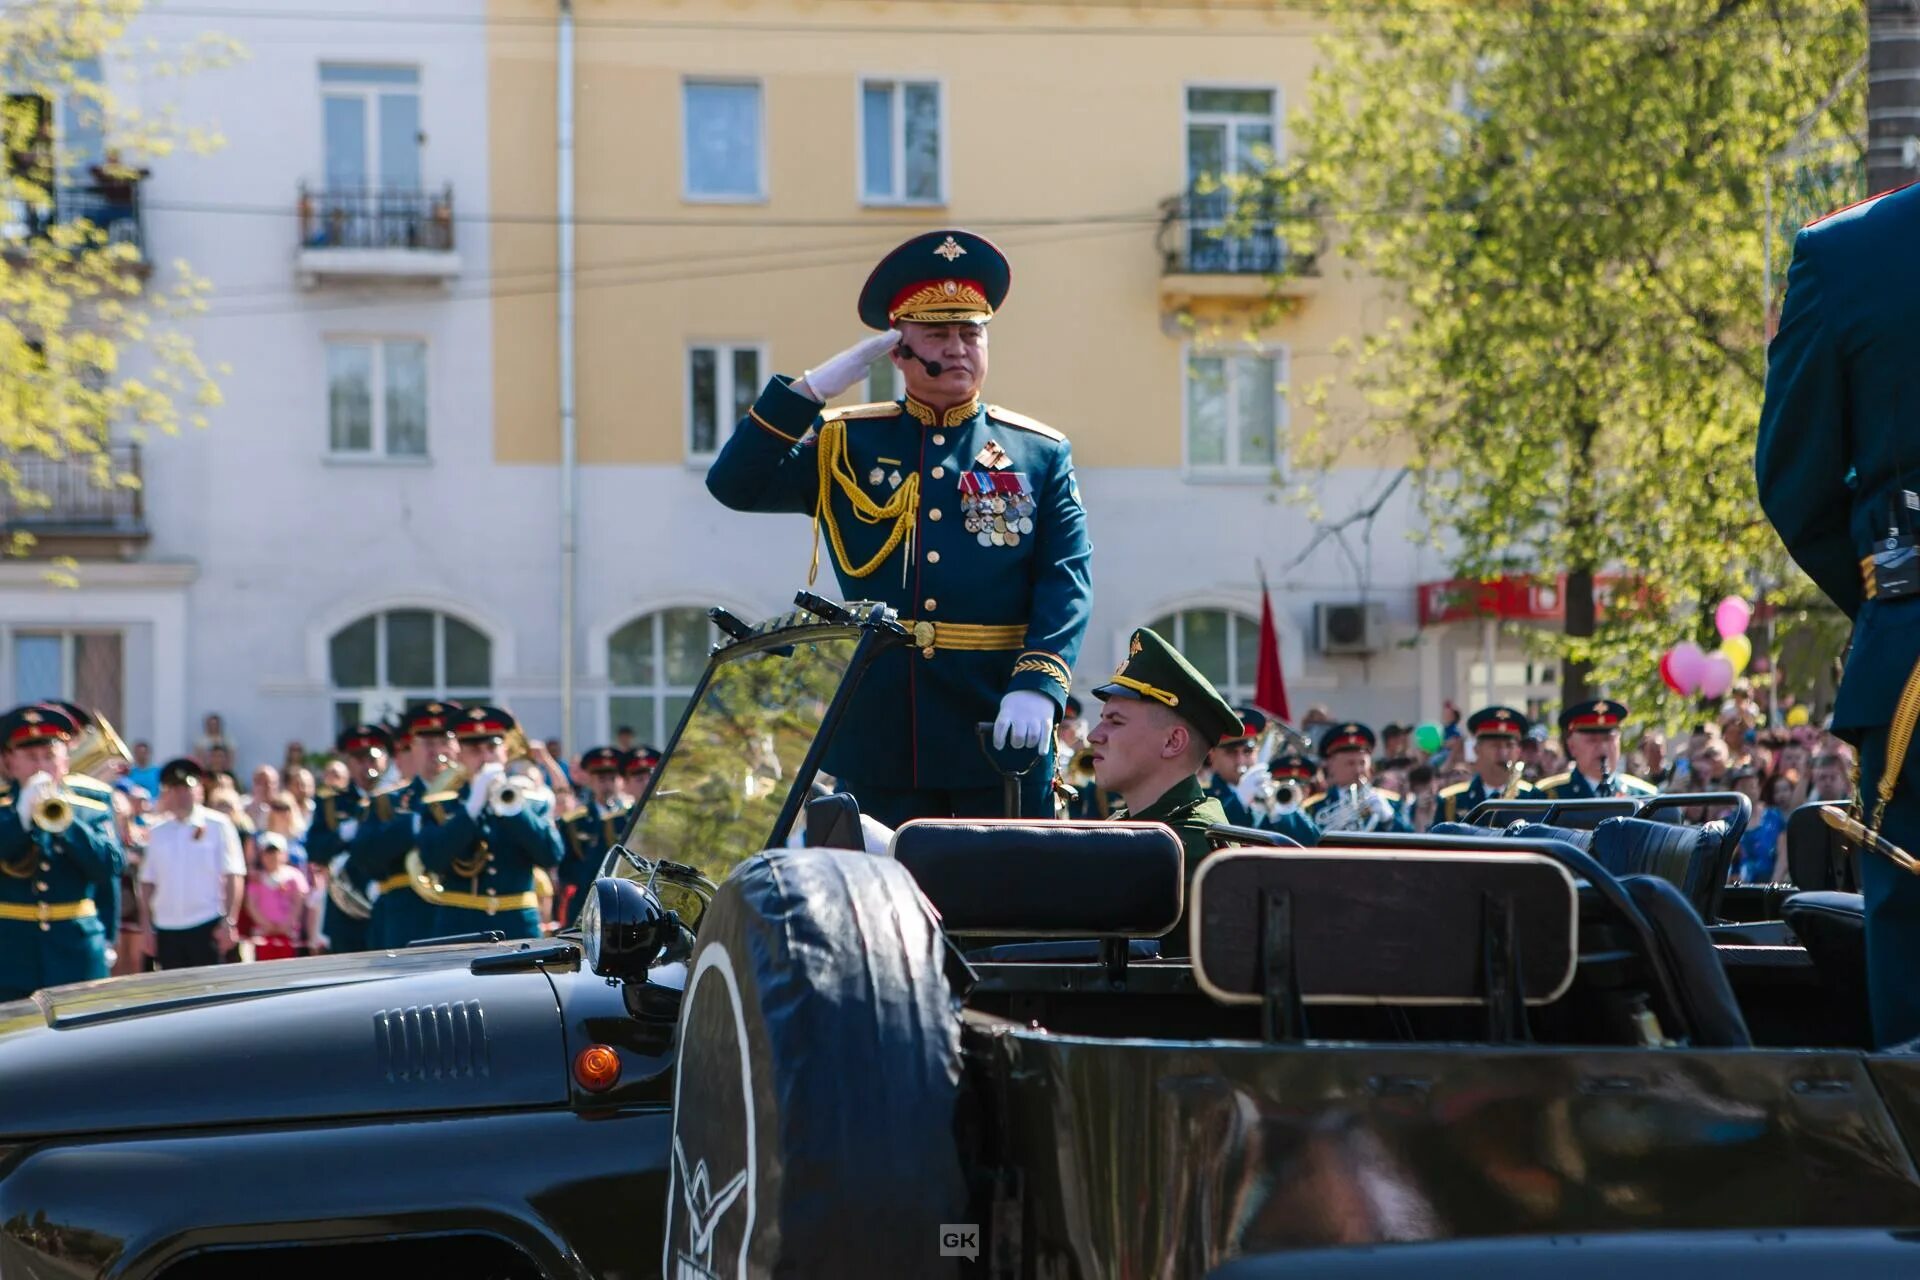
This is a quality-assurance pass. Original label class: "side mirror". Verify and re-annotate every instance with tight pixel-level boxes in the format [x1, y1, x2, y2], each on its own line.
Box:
[580, 877, 672, 979]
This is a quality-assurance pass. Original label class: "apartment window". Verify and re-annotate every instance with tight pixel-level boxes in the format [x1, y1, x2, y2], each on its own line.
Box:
[860, 79, 942, 204]
[1185, 87, 1279, 272]
[608, 608, 721, 746]
[1185, 347, 1285, 477]
[687, 343, 763, 460]
[329, 608, 490, 730]
[11, 629, 123, 726]
[684, 80, 763, 200]
[322, 64, 422, 193]
[1145, 608, 1258, 705]
[328, 338, 428, 458]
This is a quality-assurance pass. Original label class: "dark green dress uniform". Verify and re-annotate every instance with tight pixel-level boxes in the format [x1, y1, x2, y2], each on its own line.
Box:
[1302, 723, 1413, 835]
[1538, 700, 1657, 801]
[705, 230, 1091, 829]
[418, 707, 563, 942]
[1757, 181, 1920, 1044]
[1439, 706, 1542, 822]
[0, 705, 122, 1000]
[556, 746, 632, 928]
[1092, 628, 1240, 957]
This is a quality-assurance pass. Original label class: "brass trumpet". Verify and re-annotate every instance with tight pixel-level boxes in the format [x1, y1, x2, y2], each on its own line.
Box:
[24, 771, 74, 834]
[68, 712, 132, 780]
[1500, 758, 1527, 800]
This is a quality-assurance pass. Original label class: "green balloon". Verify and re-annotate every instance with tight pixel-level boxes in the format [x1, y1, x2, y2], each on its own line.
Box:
[1414, 723, 1445, 754]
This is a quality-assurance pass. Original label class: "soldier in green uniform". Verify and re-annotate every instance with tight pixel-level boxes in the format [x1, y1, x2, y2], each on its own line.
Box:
[1302, 724, 1412, 835]
[1537, 700, 1657, 800]
[706, 229, 1092, 828]
[1083, 627, 1240, 958]
[556, 746, 632, 928]
[419, 706, 563, 942]
[346, 703, 461, 950]
[1438, 706, 1542, 822]
[0, 704, 122, 999]
[1757, 182, 1920, 1044]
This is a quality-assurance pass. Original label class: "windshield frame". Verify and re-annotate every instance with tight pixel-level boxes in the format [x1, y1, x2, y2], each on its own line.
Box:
[610, 604, 907, 862]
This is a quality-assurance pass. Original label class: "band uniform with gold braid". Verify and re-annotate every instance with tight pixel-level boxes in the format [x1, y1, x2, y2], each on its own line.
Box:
[896, 619, 1026, 659]
[434, 888, 538, 915]
[0, 899, 97, 924]
[1826, 654, 1920, 873]
[378, 872, 413, 894]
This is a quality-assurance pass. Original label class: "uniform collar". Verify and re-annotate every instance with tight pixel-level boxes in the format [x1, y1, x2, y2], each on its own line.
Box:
[903, 394, 981, 429]
[1133, 774, 1206, 822]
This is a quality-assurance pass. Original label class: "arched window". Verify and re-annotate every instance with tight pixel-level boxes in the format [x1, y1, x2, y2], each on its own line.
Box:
[329, 607, 491, 729]
[1145, 607, 1259, 706]
[607, 607, 721, 746]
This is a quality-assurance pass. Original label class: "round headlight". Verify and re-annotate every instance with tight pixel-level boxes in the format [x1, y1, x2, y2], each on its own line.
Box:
[582, 877, 670, 980]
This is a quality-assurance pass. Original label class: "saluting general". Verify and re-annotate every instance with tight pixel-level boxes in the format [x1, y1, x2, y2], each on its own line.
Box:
[1757, 181, 1920, 1046]
[706, 230, 1092, 827]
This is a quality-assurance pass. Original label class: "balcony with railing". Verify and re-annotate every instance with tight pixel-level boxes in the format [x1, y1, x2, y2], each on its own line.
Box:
[5, 180, 149, 273]
[0, 443, 149, 559]
[1158, 188, 1324, 308]
[296, 184, 460, 286]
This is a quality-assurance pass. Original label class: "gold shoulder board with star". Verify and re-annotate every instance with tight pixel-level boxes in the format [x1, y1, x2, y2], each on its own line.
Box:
[1438, 781, 1471, 800]
[561, 806, 589, 824]
[1536, 771, 1572, 790]
[820, 402, 900, 424]
[986, 405, 1066, 442]
[63, 793, 109, 812]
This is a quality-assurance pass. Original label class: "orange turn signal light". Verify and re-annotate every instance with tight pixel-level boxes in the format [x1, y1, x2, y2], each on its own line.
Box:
[574, 1043, 621, 1093]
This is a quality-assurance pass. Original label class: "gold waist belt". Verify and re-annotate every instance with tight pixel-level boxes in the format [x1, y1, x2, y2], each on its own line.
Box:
[378, 873, 414, 894]
[898, 619, 1026, 654]
[0, 899, 97, 924]
[436, 889, 538, 915]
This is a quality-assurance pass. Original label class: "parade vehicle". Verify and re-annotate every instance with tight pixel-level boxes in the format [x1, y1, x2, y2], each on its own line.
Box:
[0, 593, 1910, 1279]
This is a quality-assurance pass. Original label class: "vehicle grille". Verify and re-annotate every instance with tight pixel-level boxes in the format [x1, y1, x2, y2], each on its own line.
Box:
[373, 1001, 491, 1082]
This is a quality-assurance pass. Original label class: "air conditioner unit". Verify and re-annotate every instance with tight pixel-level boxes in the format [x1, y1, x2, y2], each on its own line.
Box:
[1315, 602, 1386, 655]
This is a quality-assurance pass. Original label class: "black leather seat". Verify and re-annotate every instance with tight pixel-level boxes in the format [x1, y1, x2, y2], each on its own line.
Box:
[1782, 890, 1869, 1044]
[1507, 822, 1596, 851]
[1619, 875, 1751, 1048]
[1590, 817, 1732, 921]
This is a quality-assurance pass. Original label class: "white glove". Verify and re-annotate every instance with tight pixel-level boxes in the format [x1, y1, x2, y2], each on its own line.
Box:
[16, 773, 52, 830]
[1368, 791, 1396, 821]
[1234, 764, 1272, 809]
[993, 690, 1056, 751]
[466, 763, 504, 819]
[338, 818, 359, 843]
[796, 330, 903, 403]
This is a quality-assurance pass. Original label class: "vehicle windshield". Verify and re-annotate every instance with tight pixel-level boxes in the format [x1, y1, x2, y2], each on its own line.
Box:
[601, 628, 859, 918]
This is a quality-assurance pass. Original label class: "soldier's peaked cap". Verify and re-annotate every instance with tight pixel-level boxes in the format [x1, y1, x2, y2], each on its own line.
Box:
[1092, 628, 1242, 745]
[1467, 706, 1531, 739]
[857, 230, 1011, 331]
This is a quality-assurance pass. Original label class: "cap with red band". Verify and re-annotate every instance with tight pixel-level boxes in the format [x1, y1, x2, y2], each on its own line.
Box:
[1319, 722, 1376, 757]
[1559, 699, 1629, 733]
[0, 704, 79, 749]
[455, 705, 517, 742]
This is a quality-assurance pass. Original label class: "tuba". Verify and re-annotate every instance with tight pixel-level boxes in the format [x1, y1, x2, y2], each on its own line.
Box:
[1067, 747, 1097, 788]
[68, 713, 132, 780]
[325, 853, 373, 920]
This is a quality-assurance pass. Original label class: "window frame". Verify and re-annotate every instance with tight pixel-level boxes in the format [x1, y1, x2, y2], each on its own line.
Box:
[684, 339, 768, 464]
[1182, 81, 1283, 185]
[323, 333, 431, 463]
[1180, 340, 1289, 483]
[318, 63, 422, 193]
[1143, 607, 1261, 706]
[605, 607, 721, 746]
[327, 607, 491, 728]
[855, 75, 948, 208]
[7, 626, 124, 724]
[681, 77, 767, 204]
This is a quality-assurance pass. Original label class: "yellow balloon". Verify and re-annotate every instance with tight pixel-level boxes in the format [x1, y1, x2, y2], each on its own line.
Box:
[1719, 633, 1753, 675]
[1787, 705, 1811, 727]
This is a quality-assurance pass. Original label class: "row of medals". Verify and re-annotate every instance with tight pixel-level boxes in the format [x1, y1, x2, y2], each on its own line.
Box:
[962, 491, 1036, 547]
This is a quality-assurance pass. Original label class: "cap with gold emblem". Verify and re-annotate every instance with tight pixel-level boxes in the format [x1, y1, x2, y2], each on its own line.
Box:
[404, 701, 464, 737]
[857, 229, 1012, 331]
[454, 705, 517, 743]
[1091, 627, 1241, 744]
[1219, 706, 1268, 749]
[580, 746, 624, 775]
[335, 723, 393, 756]
[1559, 699, 1629, 734]
[622, 746, 661, 777]
[0, 703, 79, 748]
[1466, 705, 1531, 740]
[1320, 722, 1377, 757]
[1269, 752, 1318, 782]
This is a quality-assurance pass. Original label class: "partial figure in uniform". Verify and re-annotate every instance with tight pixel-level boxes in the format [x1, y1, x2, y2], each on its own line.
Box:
[1200, 707, 1267, 829]
[306, 723, 381, 954]
[345, 704, 458, 950]
[1302, 723, 1412, 835]
[1254, 752, 1323, 846]
[556, 746, 632, 928]
[1537, 700, 1656, 801]
[1084, 628, 1240, 957]
[419, 706, 563, 942]
[622, 745, 661, 800]
[0, 705, 122, 999]
[1757, 181, 1920, 1045]
[706, 229, 1092, 828]
[1438, 706, 1542, 823]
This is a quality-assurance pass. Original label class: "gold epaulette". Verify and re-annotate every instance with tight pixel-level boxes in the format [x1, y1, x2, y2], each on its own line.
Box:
[1536, 771, 1572, 790]
[422, 791, 459, 808]
[820, 401, 899, 423]
[986, 405, 1066, 442]
[64, 792, 110, 812]
[1438, 781, 1471, 799]
[560, 806, 589, 823]
[1375, 788, 1403, 802]
[1302, 791, 1328, 809]
[66, 772, 113, 795]
[373, 780, 410, 797]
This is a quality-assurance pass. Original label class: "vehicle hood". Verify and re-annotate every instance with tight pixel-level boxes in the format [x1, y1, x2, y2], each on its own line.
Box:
[0, 945, 569, 1141]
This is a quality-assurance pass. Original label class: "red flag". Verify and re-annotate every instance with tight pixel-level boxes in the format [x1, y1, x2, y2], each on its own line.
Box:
[1254, 566, 1290, 722]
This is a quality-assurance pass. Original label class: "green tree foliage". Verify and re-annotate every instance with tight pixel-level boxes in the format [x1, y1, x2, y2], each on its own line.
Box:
[0, 0, 234, 572]
[1267, 0, 1862, 715]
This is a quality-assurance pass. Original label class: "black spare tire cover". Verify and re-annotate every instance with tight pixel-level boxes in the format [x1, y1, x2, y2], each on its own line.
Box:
[664, 848, 967, 1279]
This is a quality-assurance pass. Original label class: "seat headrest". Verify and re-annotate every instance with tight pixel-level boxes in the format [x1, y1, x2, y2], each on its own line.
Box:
[1191, 848, 1579, 1008]
[1507, 822, 1596, 851]
[890, 819, 1183, 938]
[1591, 817, 1713, 899]
[1426, 822, 1488, 838]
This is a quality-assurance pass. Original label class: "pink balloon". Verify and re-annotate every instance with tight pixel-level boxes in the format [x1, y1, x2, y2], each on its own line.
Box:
[1670, 641, 1709, 694]
[1698, 652, 1736, 700]
[1714, 596, 1752, 639]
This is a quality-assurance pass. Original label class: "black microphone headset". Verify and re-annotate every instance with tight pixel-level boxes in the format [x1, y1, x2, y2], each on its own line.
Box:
[892, 329, 944, 377]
